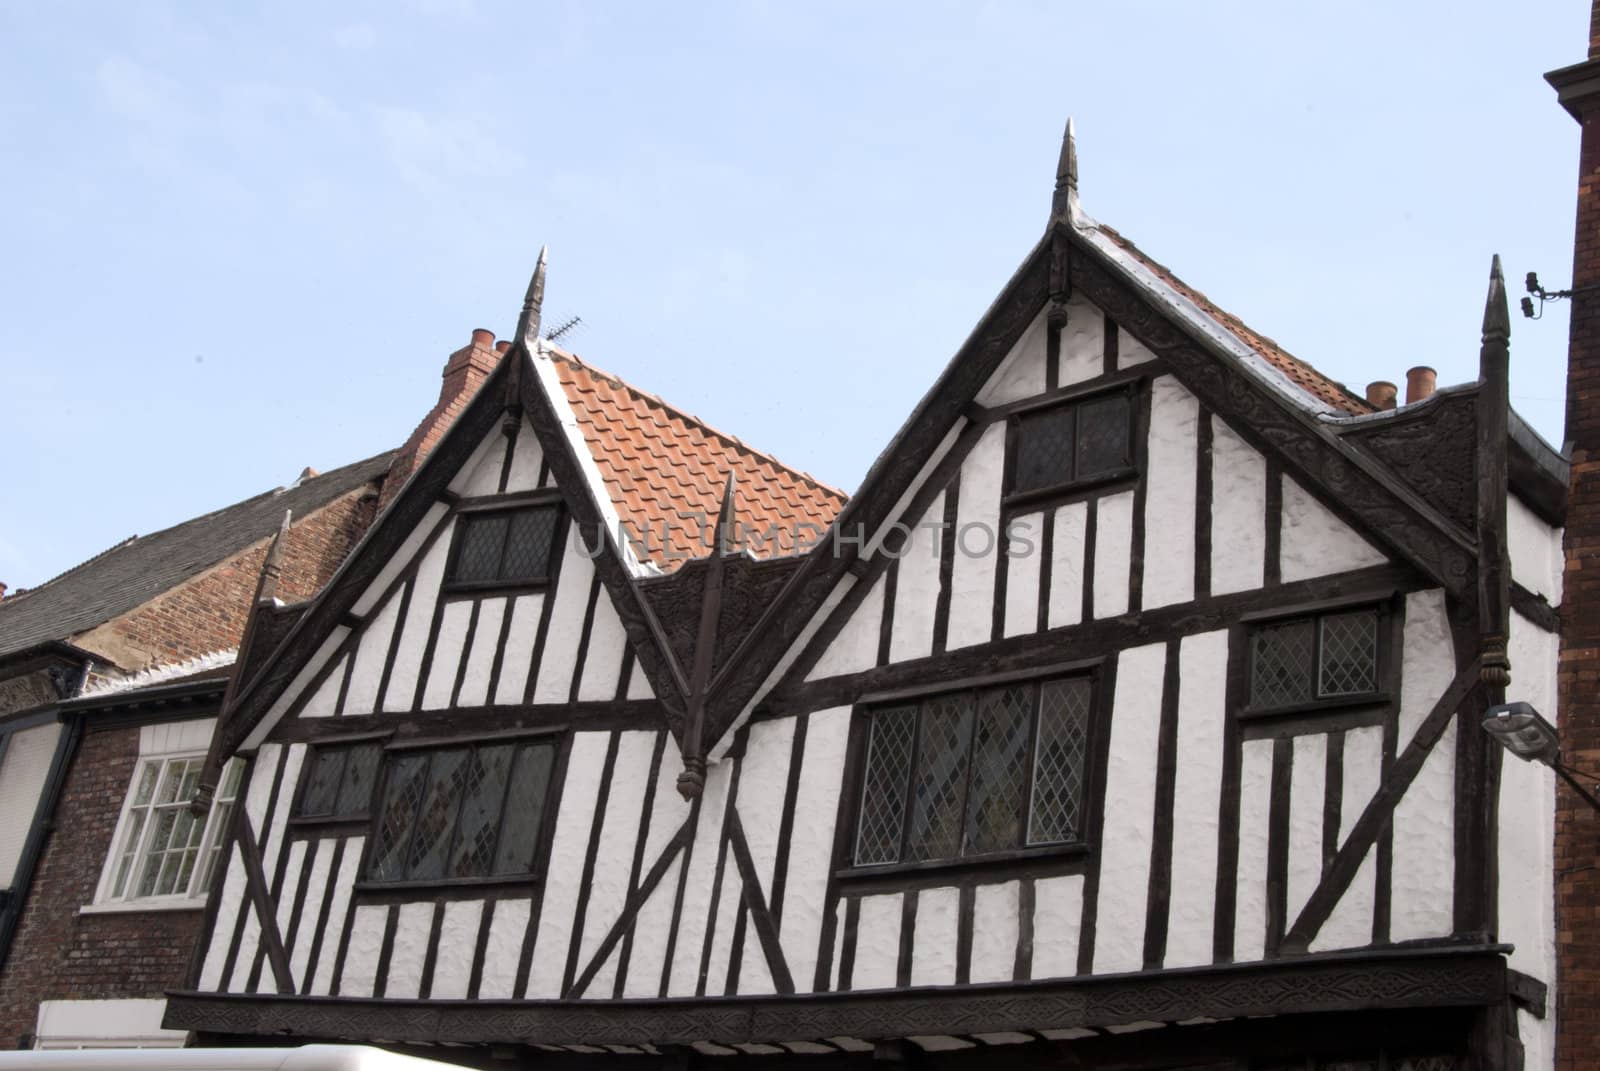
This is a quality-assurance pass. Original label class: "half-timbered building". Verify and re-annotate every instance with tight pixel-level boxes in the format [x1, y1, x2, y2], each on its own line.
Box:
[166, 129, 1565, 1071]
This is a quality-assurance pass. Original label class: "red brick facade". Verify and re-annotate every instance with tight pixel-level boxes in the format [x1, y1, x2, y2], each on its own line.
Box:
[376, 328, 502, 513]
[0, 726, 202, 1046]
[78, 487, 379, 671]
[1556, 3, 1600, 1067]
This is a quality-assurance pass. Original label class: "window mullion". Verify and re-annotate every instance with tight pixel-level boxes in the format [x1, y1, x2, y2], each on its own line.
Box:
[1064, 405, 1080, 483]
[1311, 614, 1324, 700]
[396, 751, 435, 883]
[956, 690, 981, 857]
[495, 514, 516, 582]
[897, 707, 925, 863]
[1021, 684, 1044, 849]
[483, 743, 520, 876]
[439, 746, 476, 880]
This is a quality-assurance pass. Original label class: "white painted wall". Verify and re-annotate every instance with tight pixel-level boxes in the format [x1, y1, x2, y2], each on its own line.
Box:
[1209, 417, 1266, 595]
[976, 312, 1049, 405]
[527, 731, 611, 997]
[1508, 496, 1563, 603]
[1047, 501, 1087, 629]
[779, 706, 850, 993]
[1092, 491, 1134, 619]
[0, 722, 62, 888]
[343, 587, 403, 715]
[1059, 293, 1107, 386]
[1234, 739, 1273, 962]
[383, 532, 452, 712]
[531, 527, 597, 703]
[1279, 477, 1385, 582]
[809, 577, 884, 680]
[1141, 376, 1198, 608]
[1031, 874, 1084, 978]
[909, 887, 959, 986]
[888, 494, 944, 663]
[1391, 588, 1457, 943]
[477, 898, 531, 998]
[946, 424, 1005, 650]
[850, 894, 902, 990]
[1501, 611, 1557, 995]
[970, 882, 1020, 983]
[1003, 512, 1043, 638]
[456, 597, 507, 707]
[1165, 630, 1227, 968]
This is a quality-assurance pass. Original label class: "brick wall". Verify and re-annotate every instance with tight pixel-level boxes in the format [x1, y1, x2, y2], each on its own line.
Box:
[76, 485, 378, 670]
[376, 328, 503, 513]
[1557, 3, 1600, 1067]
[0, 724, 202, 1046]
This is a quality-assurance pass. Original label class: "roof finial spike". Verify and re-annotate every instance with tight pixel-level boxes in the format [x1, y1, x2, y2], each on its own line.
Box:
[714, 472, 737, 555]
[1051, 117, 1079, 223]
[256, 509, 292, 604]
[1483, 253, 1510, 339]
[515, 244, 548, 351]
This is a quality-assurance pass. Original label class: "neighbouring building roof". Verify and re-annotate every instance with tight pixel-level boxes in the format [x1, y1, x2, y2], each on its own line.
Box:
[548, 347, 848, 570]
[0, 452, 396, 662]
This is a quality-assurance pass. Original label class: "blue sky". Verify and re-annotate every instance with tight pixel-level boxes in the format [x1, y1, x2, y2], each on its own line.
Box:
[0, 1, 1585, 589]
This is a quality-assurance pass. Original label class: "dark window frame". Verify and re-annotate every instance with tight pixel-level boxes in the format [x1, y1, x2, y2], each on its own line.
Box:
[1002, 382, 1140, 510]
[288, 737, 388, 831]
[1239, 598, 1394, 722]
[441, 497, 566, 596]
[352, 729, 568, 895]
[836, 663, 1106, 887]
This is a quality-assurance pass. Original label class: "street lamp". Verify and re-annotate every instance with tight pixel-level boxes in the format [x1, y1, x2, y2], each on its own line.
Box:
[1483, 701, 1600, 813]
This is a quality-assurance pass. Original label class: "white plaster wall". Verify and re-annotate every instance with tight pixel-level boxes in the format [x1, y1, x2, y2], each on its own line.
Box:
[1279, 477, 1386, 583]
[1209, 417, 1266, 595]
[1141, 376, 1198, 609]
[429, 900, 484, 999]
[352, 502, 449, 618]
[383, 531, 452, 712]
[342, 589, 403, 715]
[261, 745, 305, 884]
[300, 659, 344, 718]
[576, 732, 655, 971]
[256, 628, 349, 742]
[946, 424, 1006, 650]
[0, 722, 61, 888]
[527, 732, 611, 997]
[228, 908, 261, 993]
[1500, 611, 1557, 987]
[970, 882, 1020, 983]
[1234, 739, 1274, 962]
[1165, 629, 1228, 968]
[1508, 496, 1563, 603]
[889, 494, 944, 663]
[1388, 587, 1457, 942]
[384, 901, 434, 999]
[1030, 874, 1084, 978]
[492, 594, 544, 705]
[1003, 512, 1043, 638]
[338, 903, 389, 997]
[287, 844, 334, 987]
[850, 893, 902, 990]
[1519, 1007, 1553, 1071]
[738, 718, 796, 895]
[626, 660, 653, 700]
[1116, 327, 1157, 369]
[34, 998, 187, 1048]
[705, 865, 744, 996]
[640, 738, 691, 867]
[1060, 293, 1106, 385]
[477, 898, 531, 998]
[780, 706, 850, 992]
[576, 594, 629, 701]
[504, 418, 545, 492]
[448, 428, 508, 498]
[420, 600, 474, 709]
[666, 760, 733, 996]
[909, 887, 959, 986]
[532, 528, 597, 703]
[1311, 726, 1382, 953]
[309, 837, 364, 995]
[1092, 491, 1134, 619]
[1047, 502, 1087, 629]
[271, 841, 307, 987]
[199, 855, 247, 990]
[456, 597, 507, 707]
[1285, 733, 1327, 925]
[976, 312, 1049, 405]
[621, 855, 681, 998]
[809, 577, 884, 680]
[738, 929, 775, 997]
[1092, 642, 1166, 973]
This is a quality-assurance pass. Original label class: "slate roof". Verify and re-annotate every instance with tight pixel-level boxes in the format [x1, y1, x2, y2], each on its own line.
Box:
[1094, 224, 1374, 416]
[0, 452, 396, 662]
[549, 348, 848, 570]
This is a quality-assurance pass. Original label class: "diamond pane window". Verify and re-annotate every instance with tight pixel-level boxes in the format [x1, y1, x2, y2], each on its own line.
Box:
[852, 675, 1094, 867]
[294, 742, 383, 821]
[1249, 608, 1382, 711]
[103, 755, 242, 904]
[447, 505, 561, 588]
[365, 738, 556, 885]
[1011, 389, 1135, 496]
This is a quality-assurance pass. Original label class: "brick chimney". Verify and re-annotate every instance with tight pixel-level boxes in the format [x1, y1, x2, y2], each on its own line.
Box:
[378, 328, 505, 512]
[1546, 4, 1600, 1065]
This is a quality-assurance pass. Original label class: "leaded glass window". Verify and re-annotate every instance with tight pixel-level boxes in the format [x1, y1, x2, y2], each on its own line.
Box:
[366, 738, 556, 885]
[852, 676, 1093, 867]
[104, 756, 243, 903]
[1248, 607, 1381, 710]
[294, 742, 382, 820]
[446, 505, 560, 588]
[1011, 389, 1134, 496]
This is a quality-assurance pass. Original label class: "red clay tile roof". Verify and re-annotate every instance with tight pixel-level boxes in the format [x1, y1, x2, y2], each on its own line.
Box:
[548, 349, 847, 571]
[1097, 225, 1373, 416]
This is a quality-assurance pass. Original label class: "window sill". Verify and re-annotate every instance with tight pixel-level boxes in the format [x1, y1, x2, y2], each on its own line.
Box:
[353, 874, 540, 902]
[835, 843, 1091, 892]
[1238, 692, 1390, 721]
[79, 898, 206, 916]
[1001, 470, 1138, 514]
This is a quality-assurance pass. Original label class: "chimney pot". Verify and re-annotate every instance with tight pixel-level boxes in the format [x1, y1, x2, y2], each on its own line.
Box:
[1405, 366, 1437, 405]
[0, 582, 8, 599]
[471, 328, 495, 347]
[1365, 381, 1398, 411]
[495, 341, 511, 355]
